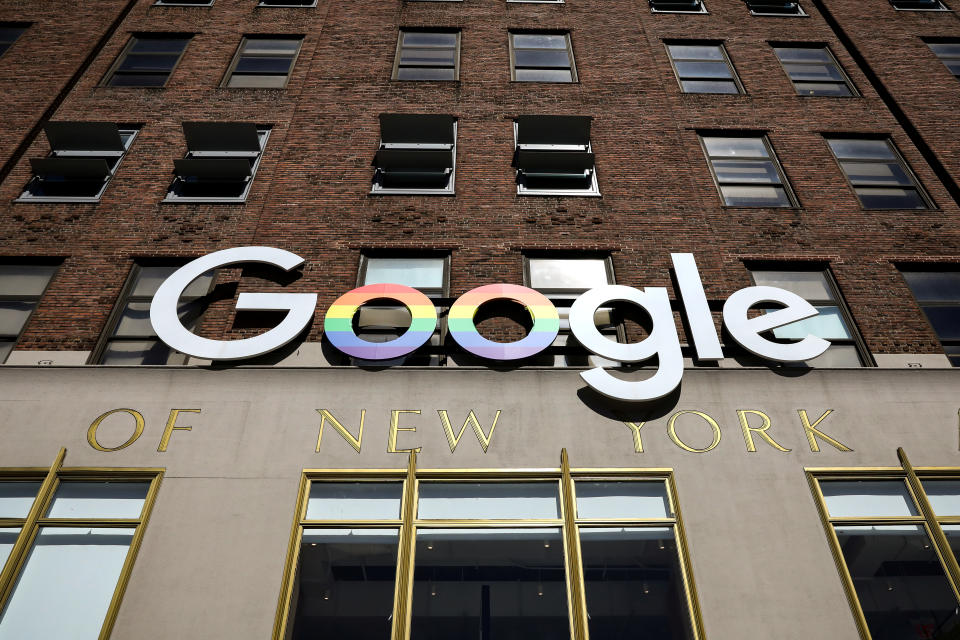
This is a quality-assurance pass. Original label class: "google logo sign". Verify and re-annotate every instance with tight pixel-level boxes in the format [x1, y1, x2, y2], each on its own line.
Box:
[150, 247, 830, 402]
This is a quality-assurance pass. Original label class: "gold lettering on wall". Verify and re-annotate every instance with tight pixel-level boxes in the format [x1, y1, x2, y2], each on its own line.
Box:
[737, 410, 791, 453]
[437, 410, 501, 453]
[87, 408, 145, 452]
[667, 410, 722, 453]
[623, 422, 647, 453]
[316, 409, 365, 453]
[797, 409, 852, 452]
[157, 409, 201, 452]
[387, 410, 422, 454]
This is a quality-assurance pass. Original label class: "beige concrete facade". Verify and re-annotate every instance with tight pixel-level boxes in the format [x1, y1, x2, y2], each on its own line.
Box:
[1, 366, 958, 640]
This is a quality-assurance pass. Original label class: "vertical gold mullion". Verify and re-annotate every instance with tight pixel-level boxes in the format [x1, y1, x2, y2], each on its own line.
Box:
[0, 447, 65, 613]
[560, 449, 588, 640]
[667, 473, 705, 640]
[97, 470, 163, 640]
[272, 472, 310, 640]
[392, 450, 418, 640]
[898, 448, 960, 600]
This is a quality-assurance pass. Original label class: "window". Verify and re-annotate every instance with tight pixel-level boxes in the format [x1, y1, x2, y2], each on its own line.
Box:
[809, 465, 960, 640]
[890, 0, 946, 10]
[649, 0, 707, 13]
[154, 0, 213, 5]
[825, 137, 932, 210]
[749, 267, 868, 366]
[525, 256, 618, 366]
[95, 263, 214, 364]
[258, 0, 316, 5]
[0, 264, 58, 364]
[772, 45, 857, 96]
[103, 34, 191, 87]
[514, 116, 599, 196]
[743, 0, 805, 14]
[927, 40, 960, 79]
[393, 30, 459, 81]
[0, 458, 161, 639]
[371, 114, 456, 195]
[666, 42, 742, 94]
[354, 255, 449, 365]
[699, 134, 796, 207]
[0, 23, 28, 57]
[222, 36, 302, 88]
[274, 457, 701, 640]
[509, 33, 577, 83]
[900, 269, 960, 366]
[18, 122, 137, 202]
[165, 122, 269, 202]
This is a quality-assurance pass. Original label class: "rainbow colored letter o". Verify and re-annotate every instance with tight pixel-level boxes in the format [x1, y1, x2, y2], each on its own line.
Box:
[324, 284, 438, 360]
[448, 284, 559, 360]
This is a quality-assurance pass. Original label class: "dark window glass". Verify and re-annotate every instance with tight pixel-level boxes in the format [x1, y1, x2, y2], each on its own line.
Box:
[394, 31, 458, 81]
[0, 24, 28, 57]
[901, 270, 960, 366]
[224, 37, 302, 88]
[648, 0, 706, 12]
[773, 46, 855, 96]
[667, 43, 741, 94]
[510, 33, 576, 83]
[106, 35, 191, 87]
[0, 264, 58, 363]
[827, 138, 931, 209]
[701, 135, 795, 207]
[928, 41, 960, 79]
[890, 0, 946, 10]
[744, 0, 804, 14]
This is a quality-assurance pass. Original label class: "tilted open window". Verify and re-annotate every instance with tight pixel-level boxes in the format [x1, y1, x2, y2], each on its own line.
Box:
[18, 122, 137, 202]
[165, 122, 269, 202]
[649, 0, 707, 13]
[743, 0, 805, 15]
[513, 115, 599, 196]
[371, 114, 456, 195]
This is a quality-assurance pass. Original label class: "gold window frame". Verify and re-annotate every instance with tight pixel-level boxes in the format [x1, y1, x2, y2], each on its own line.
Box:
[272, 450, 705, 640]
[0, 448, 163, 640]
[807, 448, 960, 640]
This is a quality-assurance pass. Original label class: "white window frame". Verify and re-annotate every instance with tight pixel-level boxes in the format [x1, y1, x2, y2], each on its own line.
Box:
[649, 0, 708, 13]
[163, 127, 270, 203]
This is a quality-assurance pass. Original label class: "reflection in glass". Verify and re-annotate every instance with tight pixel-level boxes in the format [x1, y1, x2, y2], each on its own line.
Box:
[291, 529, 399, 640]
[47, 482, 148, 519]
[306, 483, 402, 520]
[834, 525, 960, 640]
[0, 528, 19, 571]
[923, 480, 960, 516]
[411, 528, 568, 640]
[820, 480, 917, 518]
[417, 483, 560, 520]
[0, 527, 135, 639]
[575, 482, 670, 519]
[0, 483, 41, 519]
[581, 527, 693, 640]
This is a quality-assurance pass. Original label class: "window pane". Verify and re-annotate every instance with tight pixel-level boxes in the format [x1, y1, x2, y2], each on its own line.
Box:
[364, 258, 445, 290]
[902, 272, 960, 302]
[403, 32, 457, 47]
[130, 38, 190, 54]
[719, 185, 790, 207]
[0, 483, 41, 518]
[0, 265, 57, 297]
[234, 57, 294, 74]
[802, 344, 863, 367]
[855, 187, 927, 210]
[680, 80, 739, 93]
[130, 267, 212, 298]
[306, 483, 402, 520]
[242, 38, 301, 54]
[923, 306, 960, 340]
[514, 49, 573, 68]
[397, 67, 456, 80]
[820, 480, 917, 517]
[712, 159, 782, 184]
[575, 481, 670, 519]
[828, 139, 895, 160]
[832, 525, 960, 640]
[117, 53, 181, 72]
[667, 45, 723, 60]
[47, 482, 148, 519]
[783, 62, 844, 82]
[703, 137, 768, 158]
[228, 74, 288, 88]
[929, 42, 960, 57]
[0, 529, 18, 571]
[774, 47, 831, 63]
[293, 528, 398, 640]
[399, 48, 456, 66]
[100, 339, 181, 365]
[840, 161, 914, 187]
[580, 527, 694, 640]
[0, 527, 135, 640]
[411, 528, 568, 640]
[417, 483, 560, 520]
[794, 81, 852, 96]
[770, 306, 852, 340]
[515, 69, 574, 82]
[922, 480, 960, 516]
[674, 61, 732, 79]
[528, 258, 609, 290]
[0, 301, 34, 336]
[752, 270, 832, 299]
[512, 34, 568, 49]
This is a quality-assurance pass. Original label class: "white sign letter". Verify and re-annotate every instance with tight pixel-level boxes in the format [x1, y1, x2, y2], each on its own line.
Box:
[150, 247, 317, 361]
[671, 253, 723, 361]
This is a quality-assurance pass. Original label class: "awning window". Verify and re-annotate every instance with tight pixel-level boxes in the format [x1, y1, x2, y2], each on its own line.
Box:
[372, 115, 456, 193]
[44, 122, 125, 154]
[516, 115, 591, 148]
[182, 122, 262, 154]
[29, 158, 112, 180]
[166, 123, 268, 201]
[514, 116, 599, 195]
[379, 114, 455, 146]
